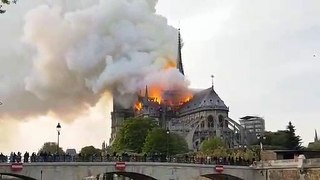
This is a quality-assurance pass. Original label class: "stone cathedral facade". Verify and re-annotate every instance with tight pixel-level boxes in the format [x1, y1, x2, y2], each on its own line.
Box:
[110, 31, 248, 151]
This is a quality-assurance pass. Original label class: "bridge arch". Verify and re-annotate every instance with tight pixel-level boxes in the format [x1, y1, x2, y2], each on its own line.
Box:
[201, 173, 244, 180]
[0, 173, 37, 180]
[97, 171, 157, 180]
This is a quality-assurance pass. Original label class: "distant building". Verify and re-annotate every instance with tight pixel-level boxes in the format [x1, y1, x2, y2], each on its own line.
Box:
[239, 116, 265, 135]
[239, 116, 265, 144]
[308, 129, 320, 149]
[66, 149, 77, 156]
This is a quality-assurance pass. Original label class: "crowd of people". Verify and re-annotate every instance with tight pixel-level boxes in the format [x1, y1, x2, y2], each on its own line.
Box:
[0, 151, 254, 166]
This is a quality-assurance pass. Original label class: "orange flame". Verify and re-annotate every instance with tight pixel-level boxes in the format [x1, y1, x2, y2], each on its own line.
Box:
[133, 57, 193, 112]
[135, 102, 143, 111]
[181, 96, 191, 104]
[149, 86, 162, 104]
[164, 59, 177, 70]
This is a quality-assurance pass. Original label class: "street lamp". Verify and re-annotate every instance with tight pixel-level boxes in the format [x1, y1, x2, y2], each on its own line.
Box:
[166, 128, 170, 162]
[56, 123, 61, 154]
[257, 134, 266, 161]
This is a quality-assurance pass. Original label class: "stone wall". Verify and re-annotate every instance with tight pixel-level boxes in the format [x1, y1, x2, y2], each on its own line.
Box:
[261, 150, 277, 160]
[267, 169, 300, 180]
[264, 167, 320, 180]
[304, 168, 320, 180]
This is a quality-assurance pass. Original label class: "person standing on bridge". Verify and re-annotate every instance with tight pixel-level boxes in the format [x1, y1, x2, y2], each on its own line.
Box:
[24, 152, 29, 163]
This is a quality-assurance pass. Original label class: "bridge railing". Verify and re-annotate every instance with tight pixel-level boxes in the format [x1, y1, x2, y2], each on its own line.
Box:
[0, 153, 253, 166]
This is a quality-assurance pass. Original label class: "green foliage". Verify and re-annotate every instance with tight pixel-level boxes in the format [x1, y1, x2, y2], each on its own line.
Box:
[112, 117, 158, 153]
[308, 142, 320, 150]
[254, 122, 302, 150]
[285, 121, 302, 150]
[143, 128, 189, 155]
[200, 137, 225, 154]
[263, 131, 288, 148]
[38, 142, 64, 155]
[80, 146, 102, 157]
[142, 128, 167, 154]
[1, 0, 10, 5]
[170, 131, 189, 155]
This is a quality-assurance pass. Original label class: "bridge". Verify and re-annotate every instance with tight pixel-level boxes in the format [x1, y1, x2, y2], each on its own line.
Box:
[2, 155, 320, 180]
[0, 162, 261, 180]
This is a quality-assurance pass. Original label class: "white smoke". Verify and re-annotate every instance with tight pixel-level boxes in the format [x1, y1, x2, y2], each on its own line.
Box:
[0, 0, 188, 119]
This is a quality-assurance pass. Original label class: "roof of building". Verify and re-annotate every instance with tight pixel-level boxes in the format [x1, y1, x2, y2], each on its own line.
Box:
[179, 87, 228, 113]
[240, 116, 262, 120]
[66, 149, 77, 156]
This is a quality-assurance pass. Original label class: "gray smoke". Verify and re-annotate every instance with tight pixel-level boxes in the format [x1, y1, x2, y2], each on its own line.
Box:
[0, 0, 188, 120]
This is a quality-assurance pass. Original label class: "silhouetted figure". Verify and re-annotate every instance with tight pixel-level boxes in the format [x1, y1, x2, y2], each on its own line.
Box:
[13, 152, 17, 163]
[24, 152, 29, 163]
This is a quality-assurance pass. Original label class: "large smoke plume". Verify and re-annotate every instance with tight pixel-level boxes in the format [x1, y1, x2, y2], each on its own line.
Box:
[0, 0, 188, 120]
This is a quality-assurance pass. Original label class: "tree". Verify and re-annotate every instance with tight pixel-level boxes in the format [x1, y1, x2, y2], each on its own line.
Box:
[308, 142, 320, 150]
[285, 121, 302, 150]
[38, 142, 64, 155]
[200, 137, 225, 154]
[112, 117, 158, 153]
[80, 146, 101, 157]
[253, 122, 302, 150]
[170, 132, 189, 155]
[263, 131, 288, 149]
[143, 128, 189, 156]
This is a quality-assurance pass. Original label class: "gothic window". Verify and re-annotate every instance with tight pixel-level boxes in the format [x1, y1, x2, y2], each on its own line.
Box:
[200, 121, 205, 129]
[207, 115, 214, 128]
[219, 115, 224, 128]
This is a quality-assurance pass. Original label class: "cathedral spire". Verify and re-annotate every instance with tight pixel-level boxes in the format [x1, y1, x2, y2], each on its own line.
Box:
[145, 85, 149, 98]
[177, 28, 184, 75]
[211, 75, 214, 90]
[315, 129, 318, 142]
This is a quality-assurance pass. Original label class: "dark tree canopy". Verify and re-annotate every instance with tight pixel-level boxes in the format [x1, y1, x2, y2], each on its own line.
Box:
[38, 142, 64, 155]
[80, 146, 101, 157]
[143, 128, 189, 155]
[285, 121, 302, 150]
[112, 117, 158, 153]
[308, 142, 320, 150]
[254, 121, 302, 150]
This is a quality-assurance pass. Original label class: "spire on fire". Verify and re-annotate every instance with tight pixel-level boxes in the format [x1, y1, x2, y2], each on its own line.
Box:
[177, 28, 184, 75]
[315, 129, 319, 142]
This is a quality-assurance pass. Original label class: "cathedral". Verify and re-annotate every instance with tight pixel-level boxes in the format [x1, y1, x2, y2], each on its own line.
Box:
[109, 30, 248, 151]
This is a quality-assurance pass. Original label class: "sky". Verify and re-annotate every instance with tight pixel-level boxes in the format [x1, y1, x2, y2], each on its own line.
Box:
[1, 0, 320, 154]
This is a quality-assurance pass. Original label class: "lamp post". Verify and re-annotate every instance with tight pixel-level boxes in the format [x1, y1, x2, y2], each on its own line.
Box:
[257, 134, 266, 161]
[56, 123, 61, 155]
[166, 128, 170, 162]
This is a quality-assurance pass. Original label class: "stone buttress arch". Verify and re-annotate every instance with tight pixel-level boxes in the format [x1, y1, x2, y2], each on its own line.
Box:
[0, 173, 37, 180]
